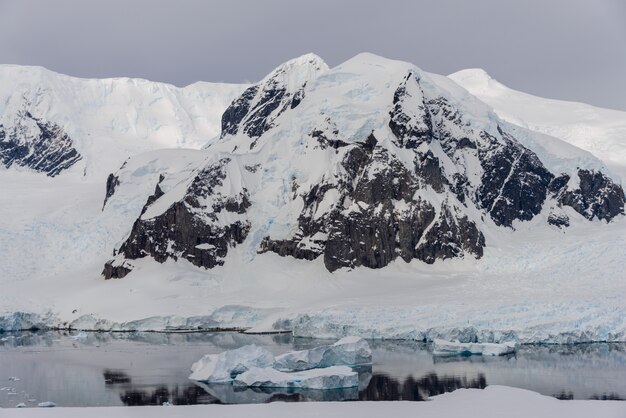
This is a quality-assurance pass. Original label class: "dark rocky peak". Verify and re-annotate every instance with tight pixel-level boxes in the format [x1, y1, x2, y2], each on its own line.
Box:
[387, 71, 554, 227]
[220, 53, 328, 140]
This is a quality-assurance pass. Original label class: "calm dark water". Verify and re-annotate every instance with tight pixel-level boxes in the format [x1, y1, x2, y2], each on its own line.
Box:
[0, 331, 624, 408]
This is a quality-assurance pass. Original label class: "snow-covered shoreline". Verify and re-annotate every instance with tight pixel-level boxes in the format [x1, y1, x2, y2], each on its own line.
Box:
[2, 386, 624, 417]
[1, 308, 624, 345]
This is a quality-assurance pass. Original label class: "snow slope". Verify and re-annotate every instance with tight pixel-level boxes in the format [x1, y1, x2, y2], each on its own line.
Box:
[2, 386, 624, 417]
[449, 68, 626, 180]
[0, 64, 247, 179]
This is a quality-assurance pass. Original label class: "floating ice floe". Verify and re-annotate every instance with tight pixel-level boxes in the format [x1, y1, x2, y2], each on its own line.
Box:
[189, 344, 274, 382]
[189, 337, 371, 390]
[37, 401, 57, 407]
[274, 336, 372, 371]
[15, 403, 26, 408]
[234, 365, 358, 389]
[432, 339, 516, 356]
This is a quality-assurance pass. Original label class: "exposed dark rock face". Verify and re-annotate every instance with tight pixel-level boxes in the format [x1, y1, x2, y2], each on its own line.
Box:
[102, 259, 133, 280]
[220, 86, 259, 137]
[311, 128, 349, 150]
[388, 72, 554, 228]
[242, 85, 287, 138]
[220, 56, 324, 140]
[261, 136, 486, 272]
[550, 170, 625, 221]
[547, 210, 570, 228]
[102, 173, 120, 210]
[475, 130, 553, 227]
[0, 112, 81, 176]
[290, 83, 306, 109]
[141, 174, 166, 215]
[102, 159, 251, 279]
[388, 74, 432, 149]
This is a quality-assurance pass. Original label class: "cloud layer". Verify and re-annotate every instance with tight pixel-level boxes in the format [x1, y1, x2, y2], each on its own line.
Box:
[1, 0, 625, 110]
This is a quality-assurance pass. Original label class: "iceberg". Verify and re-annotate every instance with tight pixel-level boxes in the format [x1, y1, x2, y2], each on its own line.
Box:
[234, 366, 358, 389]
[189, 344, 274, 382]
[274, 336, 372, 371]
[432, 339, 516, 356]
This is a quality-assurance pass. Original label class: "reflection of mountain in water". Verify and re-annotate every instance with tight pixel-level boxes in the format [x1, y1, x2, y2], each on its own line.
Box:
[114, 367, 486, 405]
[360, 372, 487, 401]
[102, 369, 221, 406]
[121, 385, 220, 406]
[196, 381, 361, 404]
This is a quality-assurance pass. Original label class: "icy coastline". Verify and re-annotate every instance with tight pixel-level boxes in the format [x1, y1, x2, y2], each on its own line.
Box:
[1, 303, 624, 345]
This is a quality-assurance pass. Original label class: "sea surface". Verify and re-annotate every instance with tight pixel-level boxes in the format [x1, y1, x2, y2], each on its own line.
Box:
[0, 331, 624, 408]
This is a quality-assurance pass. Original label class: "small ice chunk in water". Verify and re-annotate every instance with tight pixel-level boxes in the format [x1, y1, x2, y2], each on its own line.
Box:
[432, 339, 516, 356]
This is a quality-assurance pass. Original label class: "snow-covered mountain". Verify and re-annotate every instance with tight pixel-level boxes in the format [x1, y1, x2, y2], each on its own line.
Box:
[0, 64, 247, 179]
[102, 53, 624, 278]
[1, 54, 625, 343]
[449, 69, 626, 180]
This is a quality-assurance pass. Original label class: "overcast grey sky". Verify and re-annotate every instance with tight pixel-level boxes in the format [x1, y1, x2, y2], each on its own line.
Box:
[1, 0, 625, 110]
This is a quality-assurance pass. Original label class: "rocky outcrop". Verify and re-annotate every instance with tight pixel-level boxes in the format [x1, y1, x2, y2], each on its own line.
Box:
[102, 173, 120, 210]
[475, 130, 553, 227]
[550, 170, 625, 222]
[221, 86, 259, 137]
[260, 134, 485, 272]
[102, 258, 133, 280]
[102, 158, 251, 279]
[0, 112, 81, 176]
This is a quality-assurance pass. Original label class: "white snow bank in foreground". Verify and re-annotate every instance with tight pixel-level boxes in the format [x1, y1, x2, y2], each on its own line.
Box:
[433, 339, 516, 356]
[274, 336, 372, 371]
[189, 344, 274, 382]
[3, 386, 624, 418]
[234, 365, 358, 389]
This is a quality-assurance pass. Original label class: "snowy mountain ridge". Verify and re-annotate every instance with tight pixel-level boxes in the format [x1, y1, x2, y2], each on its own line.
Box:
[449, 68, 626, 180]
[0, 64, 248, 178]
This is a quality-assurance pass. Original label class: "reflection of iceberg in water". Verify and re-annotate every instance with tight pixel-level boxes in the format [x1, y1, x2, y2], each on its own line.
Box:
[191, 367, 489, 403]
[195, 381, 360, 403]
[193, 365, 372, 403]
[432, 352, 517, 364]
